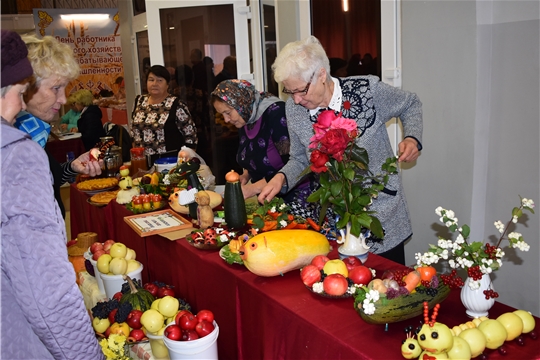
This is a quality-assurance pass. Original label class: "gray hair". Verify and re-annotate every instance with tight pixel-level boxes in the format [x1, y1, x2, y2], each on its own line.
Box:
[272, 36, 331, 83]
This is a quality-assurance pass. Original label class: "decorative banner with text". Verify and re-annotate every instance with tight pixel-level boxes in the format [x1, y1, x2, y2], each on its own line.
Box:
[32, 8, 124, 98]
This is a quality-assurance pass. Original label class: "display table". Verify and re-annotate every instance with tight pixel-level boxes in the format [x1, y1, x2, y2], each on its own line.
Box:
[70, 186, 540, 359]
[46, 135, 86, 164]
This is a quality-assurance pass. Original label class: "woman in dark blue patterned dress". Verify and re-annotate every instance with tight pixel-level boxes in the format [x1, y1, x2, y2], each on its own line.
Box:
[212, 80, 307, 200]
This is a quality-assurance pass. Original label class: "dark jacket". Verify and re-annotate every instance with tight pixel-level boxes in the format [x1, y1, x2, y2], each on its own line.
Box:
[78, 105, 105, 151]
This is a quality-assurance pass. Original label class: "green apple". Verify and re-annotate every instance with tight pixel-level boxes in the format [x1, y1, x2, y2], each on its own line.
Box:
[141, 309, 165, 333]
[92, 317, 110, 333]
[401, 338, 422, 359]
[158, 296, 179, 317]
[513, 309, 536, 333]
[322, 259, 349, 277]
[458, 328, 486, 358]
[418, 322, 454, 355]
[497, 312, 523, 341]
[126, 259, 140, 274]
[446, 336, 471, 360]
[109, 257, 128, 275]
[109, 242, 128, 258]
[477, 319, 507, 349]
[96, 254, 112, 274]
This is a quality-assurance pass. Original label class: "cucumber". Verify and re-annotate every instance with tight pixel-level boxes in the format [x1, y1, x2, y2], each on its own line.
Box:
[354, 280, 451, 325]
[224, 170, 247, 229]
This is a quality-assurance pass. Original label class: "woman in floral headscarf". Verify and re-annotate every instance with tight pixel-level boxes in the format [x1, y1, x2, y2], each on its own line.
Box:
[212, 79, 302, 200]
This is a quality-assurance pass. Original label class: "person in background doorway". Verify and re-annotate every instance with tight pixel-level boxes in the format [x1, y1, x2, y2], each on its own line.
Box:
[69, 89, 105, 151]
[214, 56, 237, 88]
[15, 34, 102, 218]
[1, 29, 104, 360]
[258, 36, 423, 265]
[59, 93, 80, 132]
[329, 57, 348, 78]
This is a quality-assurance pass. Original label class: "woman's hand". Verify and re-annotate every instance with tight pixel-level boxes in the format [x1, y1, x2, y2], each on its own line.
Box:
[397, 138, 420, 162]
[71, 151, 103, 177]
[70, 127, 78, 133]
[239, 169, 251, 186]
[257, 173, 285, 204]
[241, 178, 267, 199]
[60, 124, 68, 131]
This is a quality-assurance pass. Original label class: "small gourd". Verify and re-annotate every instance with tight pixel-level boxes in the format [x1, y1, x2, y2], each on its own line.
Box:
[120, 275, 155, 312]
[224, 170, 247, 229]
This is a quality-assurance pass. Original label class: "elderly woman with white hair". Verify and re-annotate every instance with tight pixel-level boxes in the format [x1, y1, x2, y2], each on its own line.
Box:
[258, 36, 423, 265]
[15, 34, 102, 217]
[1, 29, 104, 360]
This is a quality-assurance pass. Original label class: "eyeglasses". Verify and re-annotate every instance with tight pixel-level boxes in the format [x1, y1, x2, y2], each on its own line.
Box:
[282, 72, 316, 96]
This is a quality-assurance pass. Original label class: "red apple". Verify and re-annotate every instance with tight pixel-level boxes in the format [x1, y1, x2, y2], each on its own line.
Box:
[195, 320, 215, 338]
[143, 283, 159, 297]
[113, 292, 123, 302]
[310, 255, 330, 270]
[175, 310, 192, 326]
[157, 285, 176, 298]
[103, 239, 116, 252]
[92, 250, 106, 261]
[181, 329, 199, 341]
[178, 313, 198, 330]
[90, 242, 104, 254]
[196, 310, 214, 324]
[300, 264, 322, 287]
[129, 329, 146, 342]
[165, 324, 182, 341]
[343, 256, 363, 271]
[126, 310, 144, 330]
[108, 308, 118, 324]
[348, 265, 373, 285]
[323, 274, 349, 296]
[104, 326, 112, 338]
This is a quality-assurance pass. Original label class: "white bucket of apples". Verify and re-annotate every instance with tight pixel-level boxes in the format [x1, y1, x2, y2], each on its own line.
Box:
[87, 240, 142, 298]
[162, 309, 219, 360]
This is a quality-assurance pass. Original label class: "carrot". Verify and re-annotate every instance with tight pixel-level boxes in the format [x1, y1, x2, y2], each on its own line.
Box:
[294, 223, 308, 229]
[267, 211, 281, 219]
[403, 270, 421, 293]
[247, 218, 254, 225]
[306, 218, 321, 232]
[261, 221, 278, 231]
[287, 214, 295, 221]
[284, 221, 298, 229]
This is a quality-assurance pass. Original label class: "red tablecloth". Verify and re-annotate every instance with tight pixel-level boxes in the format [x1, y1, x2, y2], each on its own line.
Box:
[46, 136, 85, 164]
[70, 188, 540, 359]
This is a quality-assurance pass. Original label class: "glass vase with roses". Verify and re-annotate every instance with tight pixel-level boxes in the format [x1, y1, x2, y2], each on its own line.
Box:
[301, 110, 398, 239]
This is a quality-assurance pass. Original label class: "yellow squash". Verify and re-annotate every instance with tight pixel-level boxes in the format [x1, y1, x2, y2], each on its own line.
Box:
[239, 229, 330, 277]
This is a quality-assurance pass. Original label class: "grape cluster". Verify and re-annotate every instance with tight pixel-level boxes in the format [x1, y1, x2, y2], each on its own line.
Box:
[347, 278, 355, 287]
[440, 269, 464, 289]
[91, 299, 119, 319]
[115, 302, 133, 323]
[178, 298, 192, 312]
[483, 289, 499, 300]
[467, 265, 483, 281]
[320, 270, 327, 281]
[483, 243, 500, 259]
[415, 287, 439, 297]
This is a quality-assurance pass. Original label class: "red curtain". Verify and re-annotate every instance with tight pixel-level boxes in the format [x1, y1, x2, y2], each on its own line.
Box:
[311, 0, 380, 73]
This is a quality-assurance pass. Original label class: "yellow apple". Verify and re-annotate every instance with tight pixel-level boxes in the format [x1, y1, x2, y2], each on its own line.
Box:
[451, 326, 462, 337]
[447, 336, 471, 360]
[96, 254, 112, 274]
[477, 319, 507, 349]
[92, 317, 110, 333]
[109, 257, 128, 275]
[141, 309, 164, 333]
[401, 338, 422, 359]
[158, 296, 179, 317]
[322, 259, 348, 277]
[419, 350, 448, 359]
[513, 310, 536, 333]
[497, 312, 523, 341]
[417, 323, 454, 355]
[458, 328, 486, 358]
[109, 242, 128, 258]
[151, 298, 161, 311]
[472, 318, 483, 327]
[126, 259, 140, 274]
[125, 248, 137, 261]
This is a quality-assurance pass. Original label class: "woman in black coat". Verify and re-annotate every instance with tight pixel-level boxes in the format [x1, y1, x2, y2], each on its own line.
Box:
[71, 89, 106, 150]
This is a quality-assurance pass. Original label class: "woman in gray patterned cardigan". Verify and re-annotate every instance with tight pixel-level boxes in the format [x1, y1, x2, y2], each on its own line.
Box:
[258, 36, 423, 264]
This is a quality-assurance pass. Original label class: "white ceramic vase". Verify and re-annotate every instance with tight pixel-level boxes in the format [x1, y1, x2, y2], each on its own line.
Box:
[460, 273, 495, 318]
[337, 222, 371, 263]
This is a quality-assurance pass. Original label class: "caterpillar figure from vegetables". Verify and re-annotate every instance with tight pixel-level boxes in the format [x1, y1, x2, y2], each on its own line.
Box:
[239, 230, 330, 277]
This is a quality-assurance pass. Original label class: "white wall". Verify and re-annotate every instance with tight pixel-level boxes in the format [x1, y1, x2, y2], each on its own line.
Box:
[402, 0, 540, 316]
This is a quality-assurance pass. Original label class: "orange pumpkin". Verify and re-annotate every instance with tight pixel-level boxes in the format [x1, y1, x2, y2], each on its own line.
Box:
[417, 265, 437, 282]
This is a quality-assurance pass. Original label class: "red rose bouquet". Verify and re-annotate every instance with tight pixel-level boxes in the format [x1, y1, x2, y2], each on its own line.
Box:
[302, 110, 398, 238]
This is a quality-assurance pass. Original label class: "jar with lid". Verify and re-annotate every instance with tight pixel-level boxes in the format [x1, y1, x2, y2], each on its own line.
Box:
[99, 136, 122, 178]
[130, 147, 148, 176]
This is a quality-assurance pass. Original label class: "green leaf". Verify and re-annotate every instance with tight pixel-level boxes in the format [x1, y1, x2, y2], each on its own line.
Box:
[349, 215, 362, 237]
[306, 187, 322, 202]
[252, 216, 265, 229]
[461, 224, 470, 239]
[349, 146, 369, 166]
[343, 167, 355, 181]
[369, 216, 384, 239]
[320, 172, 330, 187]
[512, 207, 523, 218]
[298, 164, 313, 178]
[336, 212, 350, 229]
[330, 181, 343, 197]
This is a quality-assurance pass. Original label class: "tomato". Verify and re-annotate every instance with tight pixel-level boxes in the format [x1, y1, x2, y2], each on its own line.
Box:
[195, 320, 215, 338]
[178, 313, 198, 330]
[196, 310, 214, 324]
[417, 266, 437, 282]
